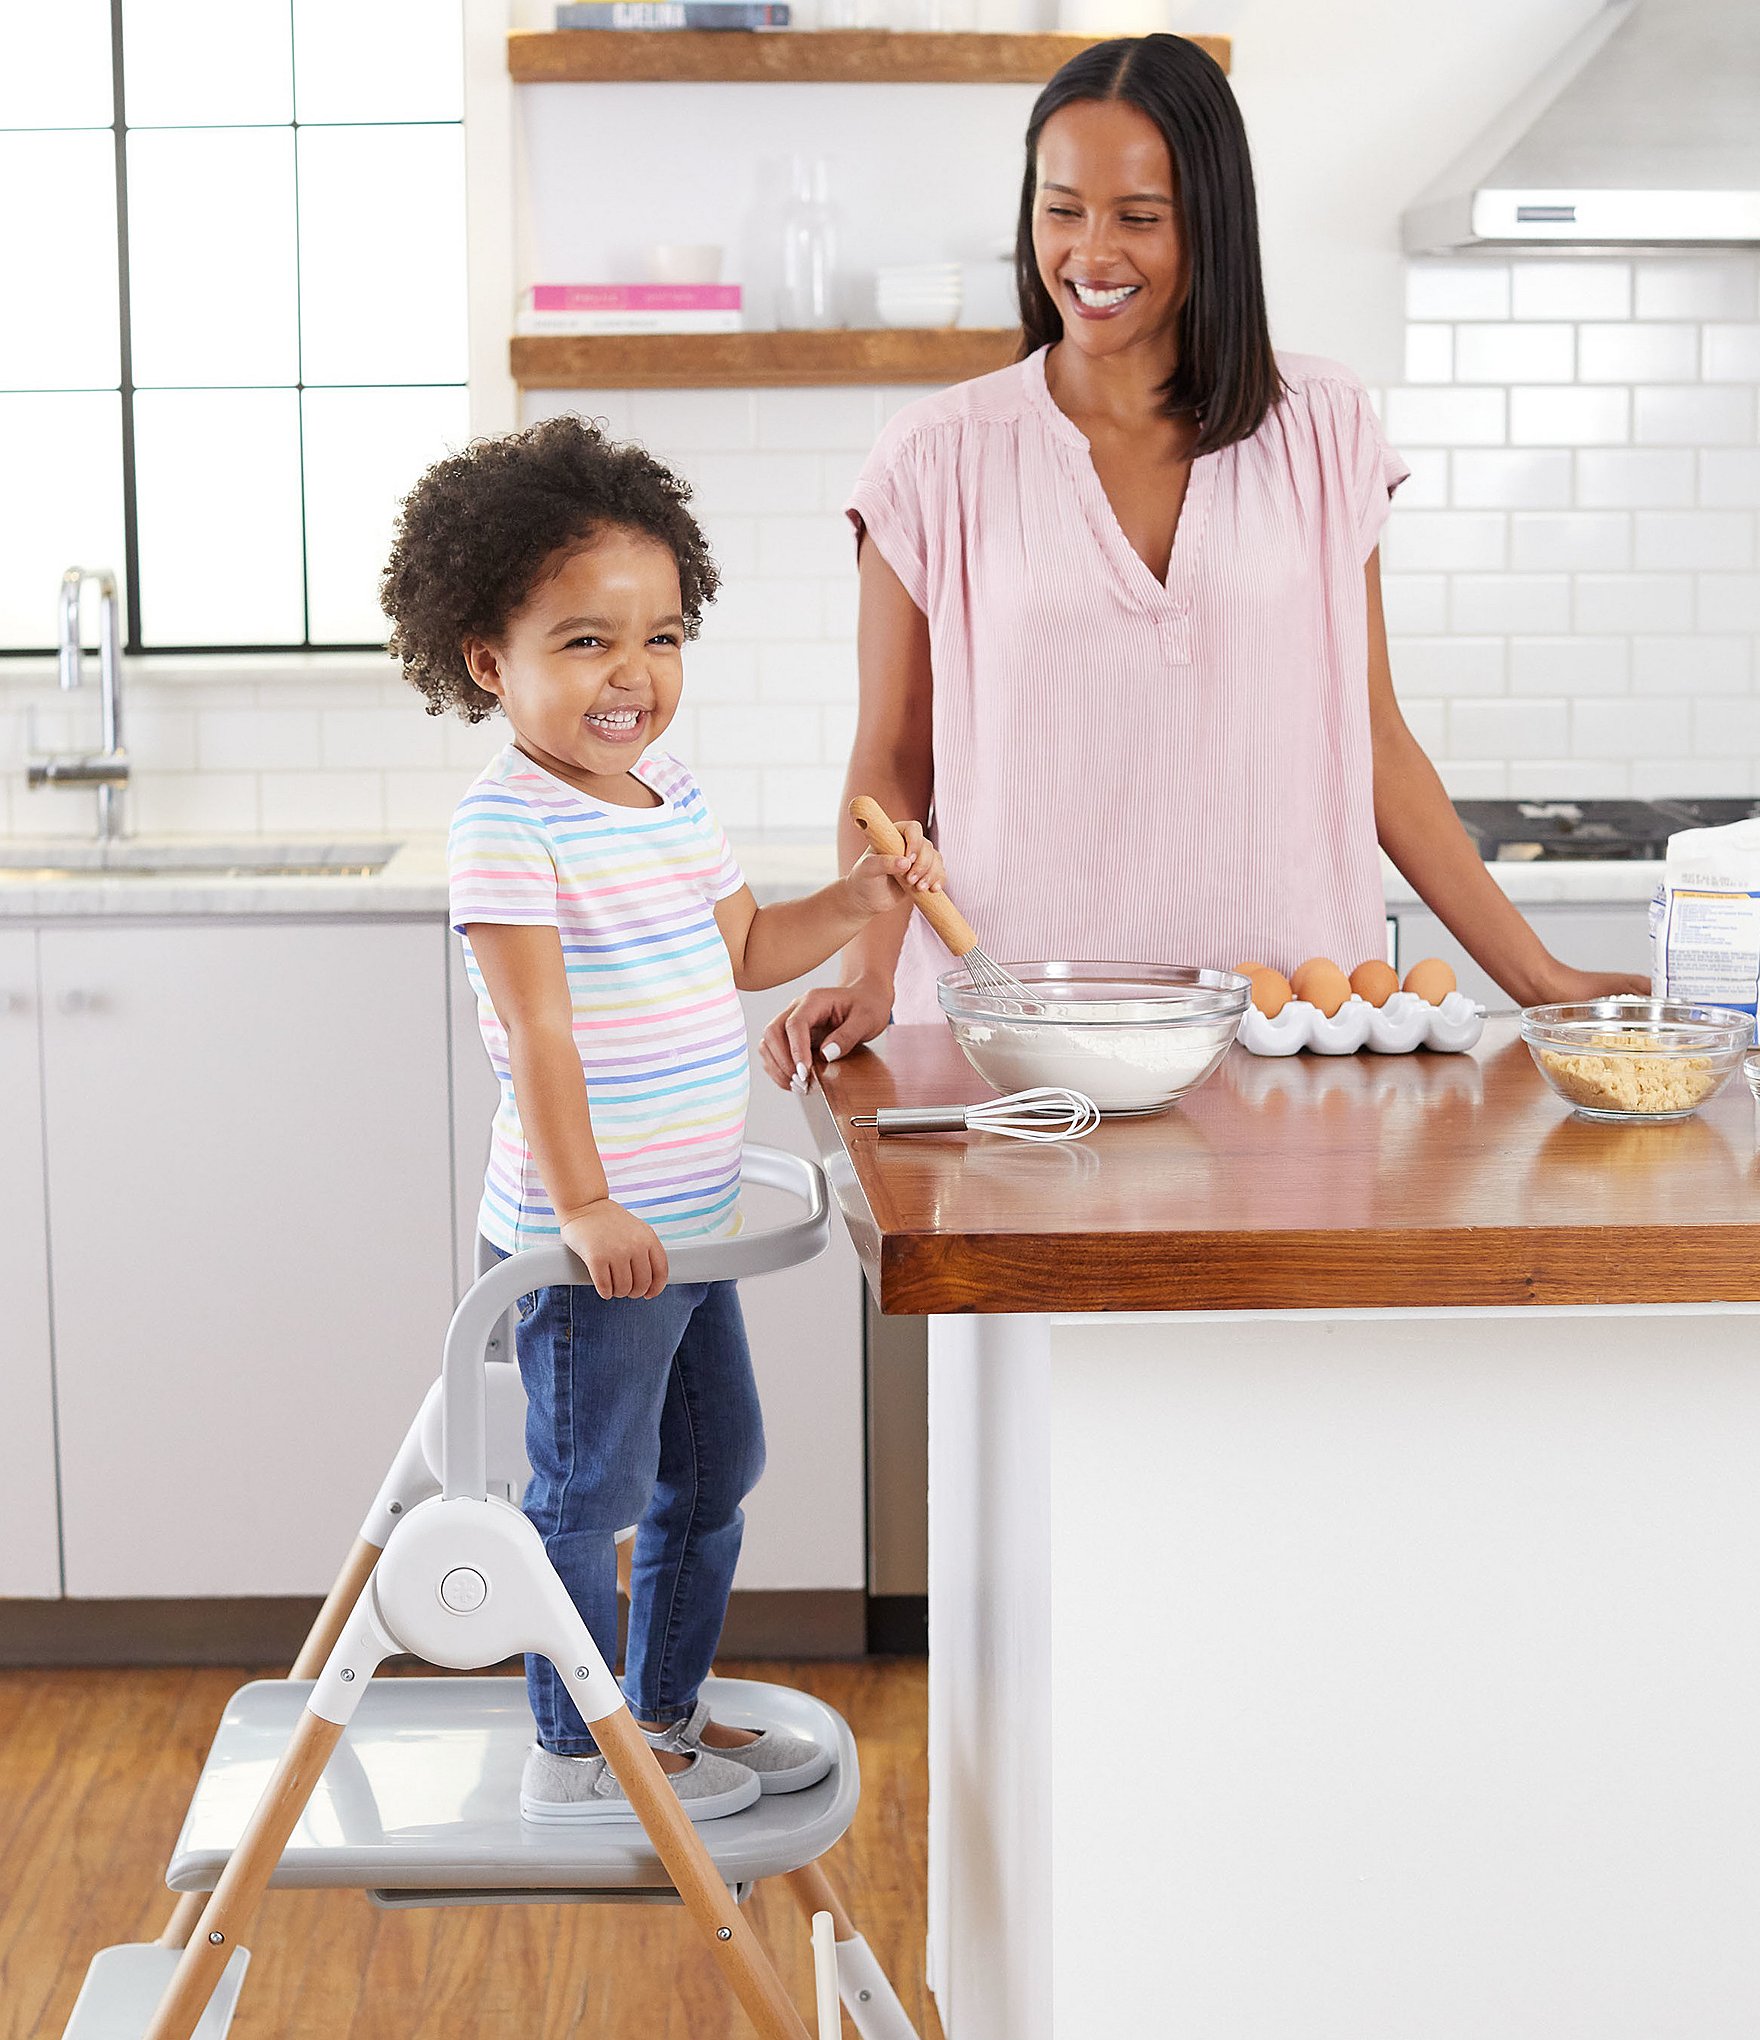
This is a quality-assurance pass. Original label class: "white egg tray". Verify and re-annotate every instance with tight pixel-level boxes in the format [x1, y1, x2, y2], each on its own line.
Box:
[1237, 989, 1486, 1057]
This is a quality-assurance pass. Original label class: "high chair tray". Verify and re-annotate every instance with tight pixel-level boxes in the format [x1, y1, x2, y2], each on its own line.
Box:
[167, 1676, 858, 1894]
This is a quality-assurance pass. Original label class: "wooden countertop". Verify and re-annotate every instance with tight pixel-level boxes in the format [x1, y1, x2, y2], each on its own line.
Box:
[802, 1020, 1760, 1314]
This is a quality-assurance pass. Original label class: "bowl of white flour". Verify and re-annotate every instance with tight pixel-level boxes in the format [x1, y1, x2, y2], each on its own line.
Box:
[937, 962, 1250, 1114]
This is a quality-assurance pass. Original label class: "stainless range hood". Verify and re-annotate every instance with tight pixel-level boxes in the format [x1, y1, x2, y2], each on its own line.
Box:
[1403, 0, 1760, 252]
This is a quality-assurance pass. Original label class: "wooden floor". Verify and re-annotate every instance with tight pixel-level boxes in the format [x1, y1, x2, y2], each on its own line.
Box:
[0, 1657, 943, 2039]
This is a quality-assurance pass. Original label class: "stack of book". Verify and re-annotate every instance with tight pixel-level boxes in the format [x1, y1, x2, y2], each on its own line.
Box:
[556, 0, 791, 27]
[516, 285, 745, 336]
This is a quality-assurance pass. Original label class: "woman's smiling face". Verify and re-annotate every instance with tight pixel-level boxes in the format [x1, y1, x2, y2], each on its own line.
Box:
[1032, 98, 1186, 361]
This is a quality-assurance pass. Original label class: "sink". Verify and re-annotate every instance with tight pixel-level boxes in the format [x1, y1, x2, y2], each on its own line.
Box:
[0, 840, 400, 881]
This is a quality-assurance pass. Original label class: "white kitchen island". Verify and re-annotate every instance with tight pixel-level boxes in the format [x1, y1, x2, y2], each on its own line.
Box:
[811, 1021, 1760, 2040]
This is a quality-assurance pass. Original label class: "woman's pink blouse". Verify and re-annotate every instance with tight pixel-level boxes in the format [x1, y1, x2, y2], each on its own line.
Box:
[846, 346, 1410, 1024]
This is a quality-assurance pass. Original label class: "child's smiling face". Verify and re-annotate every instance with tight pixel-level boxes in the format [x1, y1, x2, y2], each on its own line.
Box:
[463, 524, 685, 800]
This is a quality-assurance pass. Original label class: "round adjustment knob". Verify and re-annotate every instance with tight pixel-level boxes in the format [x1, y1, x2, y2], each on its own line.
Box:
[439, 1566, 488, 1614]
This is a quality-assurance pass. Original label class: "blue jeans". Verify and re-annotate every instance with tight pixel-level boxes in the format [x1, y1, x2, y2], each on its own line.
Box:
[496, 1264, 765, 1755]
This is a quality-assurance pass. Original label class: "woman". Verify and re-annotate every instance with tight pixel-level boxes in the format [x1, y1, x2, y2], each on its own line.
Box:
[760, 34, 1641, 1087]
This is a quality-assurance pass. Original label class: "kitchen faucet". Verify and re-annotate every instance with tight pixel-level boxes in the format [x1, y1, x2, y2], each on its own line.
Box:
[30, 565, 130, 840]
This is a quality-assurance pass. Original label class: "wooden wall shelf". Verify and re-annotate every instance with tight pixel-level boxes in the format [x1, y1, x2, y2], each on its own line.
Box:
[508, 28, 1228, 85]
[511, 326, 1019, 389]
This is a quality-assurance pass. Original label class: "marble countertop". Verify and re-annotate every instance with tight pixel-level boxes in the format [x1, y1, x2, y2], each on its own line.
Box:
[0, 832, 1662, 920]
[0, 833, 844, 918]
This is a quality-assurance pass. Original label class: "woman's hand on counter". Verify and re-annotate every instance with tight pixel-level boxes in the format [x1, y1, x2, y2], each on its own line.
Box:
[1523, 959, 1652, 1005]
[759, 973, 895, 1091]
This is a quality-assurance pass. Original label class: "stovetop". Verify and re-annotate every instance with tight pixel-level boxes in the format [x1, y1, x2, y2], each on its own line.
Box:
[1455, 798, 1760, 861]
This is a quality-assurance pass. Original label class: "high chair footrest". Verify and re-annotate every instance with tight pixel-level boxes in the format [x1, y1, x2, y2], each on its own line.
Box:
[167, 1675, 859, 1895]
[62, 1943, 250, 2040]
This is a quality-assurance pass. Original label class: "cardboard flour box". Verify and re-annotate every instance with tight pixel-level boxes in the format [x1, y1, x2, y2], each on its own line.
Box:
[1650, 818, 1760, 1040]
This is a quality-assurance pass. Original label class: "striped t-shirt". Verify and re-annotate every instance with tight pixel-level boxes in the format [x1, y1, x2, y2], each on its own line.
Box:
[448, 744, 749, 1253]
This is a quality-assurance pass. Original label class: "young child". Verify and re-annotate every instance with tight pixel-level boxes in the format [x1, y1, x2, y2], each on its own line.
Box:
[382, 417, 942, 1823]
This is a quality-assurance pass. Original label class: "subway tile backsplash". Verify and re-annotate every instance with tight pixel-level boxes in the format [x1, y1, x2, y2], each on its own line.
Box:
[0, 252, 1756, 840]
[1381, 252, 1759, 799]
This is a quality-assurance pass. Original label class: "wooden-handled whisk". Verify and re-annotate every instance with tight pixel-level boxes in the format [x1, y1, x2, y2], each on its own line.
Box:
[849, 795, 1043, 1012]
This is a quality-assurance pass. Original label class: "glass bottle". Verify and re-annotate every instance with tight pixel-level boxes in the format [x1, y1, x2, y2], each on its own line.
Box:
[777, 154, 839, 332]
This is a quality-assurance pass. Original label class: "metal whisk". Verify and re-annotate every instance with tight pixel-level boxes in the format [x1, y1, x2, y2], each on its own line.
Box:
[851, 1087, 1101, 1144]
[850, 795, 1045, 1012]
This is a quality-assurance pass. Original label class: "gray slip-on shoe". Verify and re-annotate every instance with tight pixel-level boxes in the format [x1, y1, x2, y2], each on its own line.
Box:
[648, 1697, 833, 1796]
[519, 1740, 760, 1824]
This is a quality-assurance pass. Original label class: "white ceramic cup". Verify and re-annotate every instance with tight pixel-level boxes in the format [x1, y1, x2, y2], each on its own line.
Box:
[644, 244, 724, 284]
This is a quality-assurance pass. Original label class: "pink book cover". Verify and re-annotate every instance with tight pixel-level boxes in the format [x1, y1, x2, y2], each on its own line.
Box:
[528, 284, 743, 312]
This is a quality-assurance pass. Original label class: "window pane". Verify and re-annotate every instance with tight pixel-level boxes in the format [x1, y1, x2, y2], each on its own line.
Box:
[0, 394, 126, 648]
[294, 0, 463, 124]
[0, 0, 113, 128]
[124, 0, 293, 127]
[134, 390, 304, 644]
[297, 125, 466, 385]
[127, 130, 298, 387]
[302, 385, 468, 642]
[0, 134, 120, 388]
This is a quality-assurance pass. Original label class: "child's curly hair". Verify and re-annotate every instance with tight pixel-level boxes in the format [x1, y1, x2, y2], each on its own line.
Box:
[381, 415, 720, 722]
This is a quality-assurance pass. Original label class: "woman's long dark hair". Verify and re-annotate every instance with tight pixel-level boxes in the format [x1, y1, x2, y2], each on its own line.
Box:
[1016, 35, 1281, 454]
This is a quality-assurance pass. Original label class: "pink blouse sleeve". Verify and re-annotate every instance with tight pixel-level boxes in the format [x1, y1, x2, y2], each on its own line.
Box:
[845, 421, 931, 614]
[1341, 382, 1410, 562]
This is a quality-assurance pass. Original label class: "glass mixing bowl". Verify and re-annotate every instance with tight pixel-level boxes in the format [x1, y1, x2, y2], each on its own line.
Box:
[1519, 998, 1750, 1122]
[937, 961, 1250, 1115]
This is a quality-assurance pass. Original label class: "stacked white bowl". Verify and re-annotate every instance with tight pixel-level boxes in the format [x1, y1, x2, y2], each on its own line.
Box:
[875, 262, 963, 330]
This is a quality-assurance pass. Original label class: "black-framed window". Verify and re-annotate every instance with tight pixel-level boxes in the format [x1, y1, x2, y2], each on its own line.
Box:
[0, 0, 469, 656]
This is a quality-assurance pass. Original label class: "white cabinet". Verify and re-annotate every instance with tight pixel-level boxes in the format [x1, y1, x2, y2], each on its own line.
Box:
[12, 911, 859, 1609]
[449, 933, 498, 1294]
[736, 975, 865, 1596]
[0, 930, 61, 1598]
[1391, 899, 1652, 1010]
[39, 920, 455, 1597]
[447, 942, 866, 1594]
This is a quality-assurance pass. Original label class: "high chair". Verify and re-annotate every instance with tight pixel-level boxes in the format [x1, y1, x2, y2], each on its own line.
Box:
[63, 1146, 919, 2040]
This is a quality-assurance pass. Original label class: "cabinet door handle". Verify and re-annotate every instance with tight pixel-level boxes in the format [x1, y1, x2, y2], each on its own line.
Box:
[58, 988, 93, 1014]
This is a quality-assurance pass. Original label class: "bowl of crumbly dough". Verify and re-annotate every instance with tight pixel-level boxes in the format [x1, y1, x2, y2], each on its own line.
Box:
[1520, 999, 1752, 1123]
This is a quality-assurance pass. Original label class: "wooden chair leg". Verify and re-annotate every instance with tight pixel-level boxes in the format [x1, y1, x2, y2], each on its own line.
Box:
[784, 1859, 924, 2040]
[146, 1531, 383, 1957]
[142, 1707, 345, 2040]
[290, 1534, 383, 1679]
[153, 1889, 207, 1951]
[785, 1859, 856, 1940]
[591, 1707, 813, 2040]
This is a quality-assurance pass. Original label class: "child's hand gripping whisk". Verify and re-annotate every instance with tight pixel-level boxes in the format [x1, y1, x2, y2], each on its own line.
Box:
[848, 796, 1044, 1012]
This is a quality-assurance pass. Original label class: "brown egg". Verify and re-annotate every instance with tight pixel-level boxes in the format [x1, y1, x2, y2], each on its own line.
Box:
[1349, 959, 1400, 1008]
[1232, 959, 1266, 978]
[1289, 957, 1351, 1018]
[1403, 957, 1458, 1005]
[1247, 968, 1293, 1018]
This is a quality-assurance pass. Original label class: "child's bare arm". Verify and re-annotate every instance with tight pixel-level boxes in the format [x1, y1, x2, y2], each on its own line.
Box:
[714, 823, 943, 992]
[466, 923, 668, 1298]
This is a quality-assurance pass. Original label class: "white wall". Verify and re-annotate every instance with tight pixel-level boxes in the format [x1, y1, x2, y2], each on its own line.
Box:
[1226, 0, 1606, 384]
